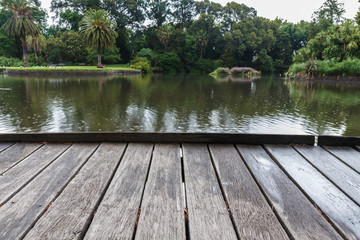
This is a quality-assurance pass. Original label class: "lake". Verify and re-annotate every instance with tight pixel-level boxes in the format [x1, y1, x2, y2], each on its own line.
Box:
[0, 74, 359, 136]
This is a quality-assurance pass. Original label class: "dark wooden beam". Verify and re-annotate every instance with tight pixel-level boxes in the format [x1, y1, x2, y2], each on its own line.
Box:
[318, 136, 360, 146]
[0, 132, 315, 145]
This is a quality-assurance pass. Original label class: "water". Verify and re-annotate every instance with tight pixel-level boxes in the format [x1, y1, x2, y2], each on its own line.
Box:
[0, 74, 359, 136]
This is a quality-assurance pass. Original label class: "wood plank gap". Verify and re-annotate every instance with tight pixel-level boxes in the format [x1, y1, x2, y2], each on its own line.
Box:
[0, 144, 72, 207]
[0, 142, 14, 154]
[207, 144, 241, 240]
[264, 145, 349, 240]
[322, 146, 360, 175]
[234, 145, 295, 240]
[180, 144, 190, 240]
[0, 143, 44, 175]
[131, 144, 155, 240]
[77, 143, 129, 240]
[292, 146, 360, 207]
[19, 143, 101, 240]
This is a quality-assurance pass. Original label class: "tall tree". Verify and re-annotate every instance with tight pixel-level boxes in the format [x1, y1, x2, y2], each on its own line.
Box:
[312, 0, 345, 25]
[223, 2, 257, 31]
[194, 0, 223, 21]
[79, 9, 118, 66]
[171, 0, 195, 29]
[196, 29, 207, 58]
[1, 0, 41, 67]
[147, 0, 171, 29]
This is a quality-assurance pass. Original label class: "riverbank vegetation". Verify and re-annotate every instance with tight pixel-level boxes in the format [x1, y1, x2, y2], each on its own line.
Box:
[0, 0, 359, 76]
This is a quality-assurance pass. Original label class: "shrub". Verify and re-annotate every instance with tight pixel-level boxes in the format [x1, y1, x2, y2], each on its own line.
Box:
[87, 46, 121, 65]
[212, 67, 231, 75]
[193, 59, 214, 73]
[157, 52, 182, 73]
[136, 48, 154, 61]
[0, 56, 23, 67]
[230, 67, 259, 75]
[131, 57, 151, 73]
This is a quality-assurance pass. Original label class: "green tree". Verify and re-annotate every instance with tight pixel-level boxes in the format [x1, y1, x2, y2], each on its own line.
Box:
[223, 1, 257, 31]
[79, 9, 118, 66]
[1, 0, 40, 67]
[313, 0, 345, 25]
[196, 30, 207, 59]
[59, 9, 83, 31]
[157, 24, 172, 52]
[171, 0, 195, 29]
[194, 0, 223, 21]
[26, 33, 46, 63]
[147, 0, 171, 29]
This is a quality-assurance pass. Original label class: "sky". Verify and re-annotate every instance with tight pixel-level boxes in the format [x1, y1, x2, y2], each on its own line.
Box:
[41, 0, 359, 24]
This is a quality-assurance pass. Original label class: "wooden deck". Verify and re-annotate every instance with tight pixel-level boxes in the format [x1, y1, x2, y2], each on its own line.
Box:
[0, 134, 359, 239]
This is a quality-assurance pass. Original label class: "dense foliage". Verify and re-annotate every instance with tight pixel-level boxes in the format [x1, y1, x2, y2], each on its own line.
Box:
[0, 0, 358, 74]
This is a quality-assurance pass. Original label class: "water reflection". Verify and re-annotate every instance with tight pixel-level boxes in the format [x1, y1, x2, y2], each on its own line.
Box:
[0, 74, 359, 135]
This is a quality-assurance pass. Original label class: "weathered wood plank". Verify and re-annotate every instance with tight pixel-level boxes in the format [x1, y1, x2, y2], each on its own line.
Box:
[318, 136, 360, 146]
[0, 132, 315, 145]
[84, 143, 154, 239]
[266, 145, 360, 240]
[238, 145, 342, 240]
[0, 143, 98, 239]
[182, 144, 237, 239]
[295, 146, 360, 205]
[0, 144, 70, 206]
[209, 144, 289, 240]
[135, 144, 185, 240]
[0, 143, 43, 174]
[24, 143, 127, 240]
[0, 142, 13, 153]
[324, 146, 360, 174]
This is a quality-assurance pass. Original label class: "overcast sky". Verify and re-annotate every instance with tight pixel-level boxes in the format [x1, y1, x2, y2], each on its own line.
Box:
[41, 0, 359, 24]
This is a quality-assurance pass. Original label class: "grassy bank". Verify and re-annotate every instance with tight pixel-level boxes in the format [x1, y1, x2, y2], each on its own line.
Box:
[5, 64, 134, 71]
[287, 58, 360, 79]
[4, 64, 141, 76]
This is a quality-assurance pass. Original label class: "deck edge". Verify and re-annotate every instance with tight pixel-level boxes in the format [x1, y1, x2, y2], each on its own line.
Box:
[0, 133, 315, 145]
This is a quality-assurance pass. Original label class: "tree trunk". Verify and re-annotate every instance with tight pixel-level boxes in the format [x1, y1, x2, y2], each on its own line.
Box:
[21, 37, 29, 67]
[97, 46, 102, 66]
[200, 46, 203, 59]
[34, 51, 38, 64]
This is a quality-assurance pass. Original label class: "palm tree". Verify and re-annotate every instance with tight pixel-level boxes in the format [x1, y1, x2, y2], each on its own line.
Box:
[79, 9, 118, 67]
[2, 0, 40, 67]
[26, 34, 46, 64]
[196, 30, 208, 59]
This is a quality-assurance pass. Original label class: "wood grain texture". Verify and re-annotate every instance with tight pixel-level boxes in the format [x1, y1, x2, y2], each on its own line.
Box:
[265, 145, 360, 240]
[318, 136, 360, 146]
[0, 144, 70, 206]
[84, 143, 154, 240]
[0, 143, 98, 240]
[135, 144, 185, 240]
[0, 143, 43, 174]
[209, 144, 289, 240]
[182, 144, 237, 240]
[0, 132, 315, 145]
[325, 146, 360, 173]
[0, 142, 13, 153]
[295, 146, 360, 205]
[239, 145, 342, 240]
[24, 143, 126, 240]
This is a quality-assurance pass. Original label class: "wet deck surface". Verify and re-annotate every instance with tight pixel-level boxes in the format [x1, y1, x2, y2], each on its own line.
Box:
[0, 142, 359, 239]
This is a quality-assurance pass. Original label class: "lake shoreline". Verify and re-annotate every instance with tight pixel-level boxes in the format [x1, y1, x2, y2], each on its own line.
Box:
[4, 68, 141, 76]
[289, 75, 360, 82]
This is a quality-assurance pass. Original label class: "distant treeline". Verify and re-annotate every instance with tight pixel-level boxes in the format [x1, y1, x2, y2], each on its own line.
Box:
[0, 0, 357, 73]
